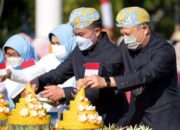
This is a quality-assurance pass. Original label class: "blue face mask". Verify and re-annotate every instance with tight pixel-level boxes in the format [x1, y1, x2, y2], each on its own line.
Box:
[75, 36, 94, 51]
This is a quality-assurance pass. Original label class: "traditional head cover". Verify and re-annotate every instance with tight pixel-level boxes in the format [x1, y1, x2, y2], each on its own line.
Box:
[69, 7, 100, 29]
[3, 34, 38, 62]
[116, 7, 150, 27]
[49, 23, 77, 62]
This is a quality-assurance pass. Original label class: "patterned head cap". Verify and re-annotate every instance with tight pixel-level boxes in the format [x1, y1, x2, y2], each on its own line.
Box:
[69, 7, 100, 29]
[116, 7, 150, 27]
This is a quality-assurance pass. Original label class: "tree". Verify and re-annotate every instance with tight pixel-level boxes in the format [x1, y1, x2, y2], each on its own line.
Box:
[0, 0, 176, 47]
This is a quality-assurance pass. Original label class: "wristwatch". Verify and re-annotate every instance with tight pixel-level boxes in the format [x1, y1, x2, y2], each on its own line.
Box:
[104, 77, 111, 88]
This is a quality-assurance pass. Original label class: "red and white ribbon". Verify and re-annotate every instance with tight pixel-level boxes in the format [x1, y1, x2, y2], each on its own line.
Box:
[84, 62, 100, 77]
[0, 63, 6, 75]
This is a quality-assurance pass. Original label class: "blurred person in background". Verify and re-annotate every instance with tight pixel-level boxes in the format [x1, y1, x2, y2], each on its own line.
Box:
[171, 31, 180, 87]
[32, 37, 50, 59]
[78, 7, 178, 130]
[19, 32, 33, 43]
[30, 7, 129, 126]
[100, 0, 117, 44]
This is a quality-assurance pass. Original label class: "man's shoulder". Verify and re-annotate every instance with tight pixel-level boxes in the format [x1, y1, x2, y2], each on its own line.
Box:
[148, 32, 172, 49]
[69, 46, 80, 55]
[151, 32, 169, 45]
[149, 32, 175, 55]
[101, 32, 119, 50]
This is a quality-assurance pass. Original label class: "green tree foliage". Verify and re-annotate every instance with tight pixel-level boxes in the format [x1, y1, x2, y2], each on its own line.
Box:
[0, 0, 177, 47]
[0, 0, 34, 47]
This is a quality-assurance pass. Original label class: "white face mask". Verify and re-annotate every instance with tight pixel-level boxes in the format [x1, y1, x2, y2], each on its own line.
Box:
[51, 45, 67, 59]
[6, 57, 23, 68]
[123, 29, 144, 51]
[124, 35, 141, 51]
[75, 36, 94, 51]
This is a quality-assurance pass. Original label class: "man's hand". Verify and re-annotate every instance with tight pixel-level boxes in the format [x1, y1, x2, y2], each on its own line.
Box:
[76, 75, 107, 90]
[30, 78, 39, 92]
[39, 85, 65, 102]
[84, 75, 107, 89]
[76, 78, 86, 90]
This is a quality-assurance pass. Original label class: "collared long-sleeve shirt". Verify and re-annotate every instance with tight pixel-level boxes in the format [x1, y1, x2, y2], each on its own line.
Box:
[115, 32, 178, 130]
[37, 32, 129, 125]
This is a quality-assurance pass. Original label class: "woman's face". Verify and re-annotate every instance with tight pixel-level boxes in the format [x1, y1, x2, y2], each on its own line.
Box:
[5, 47, 20, 58]
[5, 47, 23, 68]
[50, 35, 66, 59]
[51, 35, 61, 45]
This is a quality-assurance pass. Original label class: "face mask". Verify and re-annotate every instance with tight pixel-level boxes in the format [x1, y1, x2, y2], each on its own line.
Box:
[123, 35, 141, 51]
[75, 36, 94, 51]
[6, 57, 23, 68]
[51, 45, 66, 59]
[123, 29, 144, 51]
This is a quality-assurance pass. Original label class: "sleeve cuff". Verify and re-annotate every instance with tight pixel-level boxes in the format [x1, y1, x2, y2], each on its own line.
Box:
[63, 87, 76, 104]
[113, 76, 129, 91]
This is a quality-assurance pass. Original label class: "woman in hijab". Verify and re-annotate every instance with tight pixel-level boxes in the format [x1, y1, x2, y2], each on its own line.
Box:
[0, 34, 38, 109]
[32, 37, 50, 59]
[0, 24, 77, 126]
[2, 24, 76, 84]
[3, 34, 38, 69]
